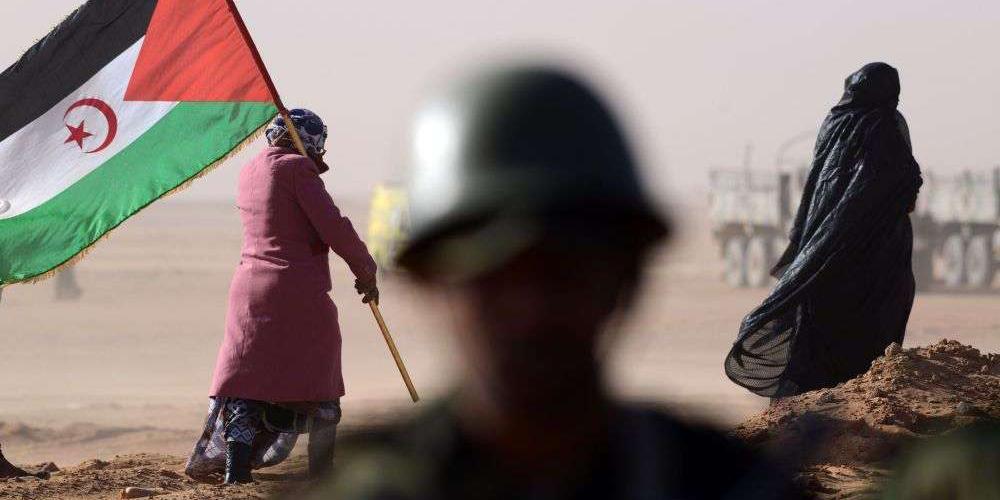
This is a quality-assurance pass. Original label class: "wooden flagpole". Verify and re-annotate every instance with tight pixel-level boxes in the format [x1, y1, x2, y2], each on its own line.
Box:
[225, 1, 419, 403]
[369, 301, 420, 403]
[282, 117, 419, 404]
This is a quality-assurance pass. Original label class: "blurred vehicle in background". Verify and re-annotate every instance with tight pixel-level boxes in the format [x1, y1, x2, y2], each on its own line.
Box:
[919, 169, 1000, 290]
[709, 166, 1000, 292]
[366, 183, 410, 275]
[708, 168, 803, 288]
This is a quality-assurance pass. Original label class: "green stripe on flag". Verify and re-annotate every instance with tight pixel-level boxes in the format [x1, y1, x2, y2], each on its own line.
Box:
[0, 101, 277, 285]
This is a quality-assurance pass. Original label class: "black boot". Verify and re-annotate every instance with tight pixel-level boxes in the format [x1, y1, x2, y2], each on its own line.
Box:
[224, 441, 253, 484]
[308, 420, 338, 479]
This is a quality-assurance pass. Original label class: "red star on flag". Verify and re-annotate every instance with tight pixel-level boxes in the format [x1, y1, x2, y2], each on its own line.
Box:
[64, 120, 93, 149]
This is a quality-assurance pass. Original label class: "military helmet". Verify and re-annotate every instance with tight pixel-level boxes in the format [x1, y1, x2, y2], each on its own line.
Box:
[396, 65, 669, 277]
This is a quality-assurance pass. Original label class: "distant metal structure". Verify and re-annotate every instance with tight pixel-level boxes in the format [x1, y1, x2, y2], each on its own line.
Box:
[709, 164, 1000, 292]
[708, 168, 802, 288]
[775, 130, 816, 169]
[917, 168, 1000, 290]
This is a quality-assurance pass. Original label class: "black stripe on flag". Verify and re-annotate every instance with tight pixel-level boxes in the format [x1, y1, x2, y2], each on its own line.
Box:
[0, 0, 157, 143]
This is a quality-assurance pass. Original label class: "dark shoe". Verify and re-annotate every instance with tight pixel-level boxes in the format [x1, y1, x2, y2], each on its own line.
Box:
[223, 441, 253, 484]
[308, 421, 338, 479]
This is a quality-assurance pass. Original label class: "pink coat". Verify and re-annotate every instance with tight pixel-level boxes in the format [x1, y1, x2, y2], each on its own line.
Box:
[210, 147, 376, 402]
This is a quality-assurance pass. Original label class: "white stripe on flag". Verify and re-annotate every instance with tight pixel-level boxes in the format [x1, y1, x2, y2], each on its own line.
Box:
[0, 38, 178, 219]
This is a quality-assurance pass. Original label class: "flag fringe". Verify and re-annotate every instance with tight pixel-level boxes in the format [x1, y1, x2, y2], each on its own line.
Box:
[3, 118, 274, 289]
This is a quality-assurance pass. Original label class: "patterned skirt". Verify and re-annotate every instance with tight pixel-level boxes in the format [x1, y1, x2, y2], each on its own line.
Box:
[184, 397, 341, 479]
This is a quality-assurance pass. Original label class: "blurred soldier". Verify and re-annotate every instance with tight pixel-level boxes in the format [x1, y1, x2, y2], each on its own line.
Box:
[883, 423, 1000, 499]
[305, 66, 798, 499]
[186, 109, 379, 485]
[726, 62, 923, 398]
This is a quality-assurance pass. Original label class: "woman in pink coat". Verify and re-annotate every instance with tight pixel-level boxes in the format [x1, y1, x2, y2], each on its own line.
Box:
[196, 109, 377, 484]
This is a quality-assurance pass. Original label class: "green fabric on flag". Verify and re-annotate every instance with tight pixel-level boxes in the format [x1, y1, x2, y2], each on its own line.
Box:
[0, 101, 276, 285]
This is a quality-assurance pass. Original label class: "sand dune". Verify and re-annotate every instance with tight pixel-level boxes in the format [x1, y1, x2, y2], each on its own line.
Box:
[735, 340, 1000, 498]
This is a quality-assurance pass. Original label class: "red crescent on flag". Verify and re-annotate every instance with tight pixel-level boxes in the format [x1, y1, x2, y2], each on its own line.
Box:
[64, 98, 118, 154]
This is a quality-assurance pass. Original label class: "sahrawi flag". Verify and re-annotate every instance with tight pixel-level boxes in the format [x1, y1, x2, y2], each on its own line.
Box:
[0, 0, 280, 286]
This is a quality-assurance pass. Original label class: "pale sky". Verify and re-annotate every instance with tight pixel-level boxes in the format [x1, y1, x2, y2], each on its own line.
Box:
[2, 0, 998, 203]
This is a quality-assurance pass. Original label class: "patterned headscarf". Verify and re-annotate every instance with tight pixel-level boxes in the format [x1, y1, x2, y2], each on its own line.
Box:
[265, 108, 328, 156]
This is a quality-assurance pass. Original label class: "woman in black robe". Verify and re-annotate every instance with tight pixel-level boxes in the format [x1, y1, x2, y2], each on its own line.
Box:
[725, 62, 923, 397]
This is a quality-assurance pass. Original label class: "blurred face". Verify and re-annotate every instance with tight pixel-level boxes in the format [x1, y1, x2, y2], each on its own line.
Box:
[440, 242, 641, 416]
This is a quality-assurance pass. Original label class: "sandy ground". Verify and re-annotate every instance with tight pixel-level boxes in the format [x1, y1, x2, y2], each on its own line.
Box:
[735, 339, 1000, 498]
[2, 198, 999, 498]
[0, 454, 310, 499]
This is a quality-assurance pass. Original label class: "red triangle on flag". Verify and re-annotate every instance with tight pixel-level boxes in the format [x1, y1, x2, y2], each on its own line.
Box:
[125, 0, 272, 102]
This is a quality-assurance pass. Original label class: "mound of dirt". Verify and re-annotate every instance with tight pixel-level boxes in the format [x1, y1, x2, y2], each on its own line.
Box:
[0, 454, 308, 499]
[734, 339, 1000, 498]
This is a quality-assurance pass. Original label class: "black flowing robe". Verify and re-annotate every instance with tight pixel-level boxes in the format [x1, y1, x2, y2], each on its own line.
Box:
[725, 63, 923, 397]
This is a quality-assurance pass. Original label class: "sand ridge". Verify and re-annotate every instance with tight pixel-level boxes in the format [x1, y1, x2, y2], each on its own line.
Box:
[733, 339, 1000, 498]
